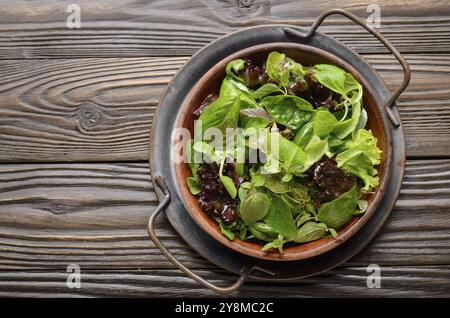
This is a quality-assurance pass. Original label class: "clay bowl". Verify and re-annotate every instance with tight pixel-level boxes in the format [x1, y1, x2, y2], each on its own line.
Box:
[173, 42, 391, 261]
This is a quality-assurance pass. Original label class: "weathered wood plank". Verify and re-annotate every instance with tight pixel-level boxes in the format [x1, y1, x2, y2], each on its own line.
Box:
[0, 0, 450, 58]
[0, 57, 185, 162]
[3, 0, 449, 24]
[0, 160, 449, 270]
[0, 0, 448, 299]
[365, 54, 450, 157]
[0, 267, 448, 297]
[0, 54, 449, 162]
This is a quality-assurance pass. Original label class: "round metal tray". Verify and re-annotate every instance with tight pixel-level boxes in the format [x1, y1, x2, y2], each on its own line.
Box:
[149, 10, 408, 294]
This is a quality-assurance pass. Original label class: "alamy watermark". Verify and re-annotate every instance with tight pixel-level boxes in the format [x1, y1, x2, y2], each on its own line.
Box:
[366, 4, 381, 29]
[366, 264, 381, 289]
[66, 4, 81, 29]
[172, 122, 280, 169]
[66, 264, 81, 289]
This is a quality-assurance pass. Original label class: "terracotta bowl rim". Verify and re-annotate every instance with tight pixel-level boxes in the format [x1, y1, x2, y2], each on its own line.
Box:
[172, 42, 392, 261]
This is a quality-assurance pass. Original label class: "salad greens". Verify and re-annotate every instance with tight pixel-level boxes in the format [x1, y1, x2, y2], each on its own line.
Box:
[261, 95, 315, 130]
[186, 51, 382, 253]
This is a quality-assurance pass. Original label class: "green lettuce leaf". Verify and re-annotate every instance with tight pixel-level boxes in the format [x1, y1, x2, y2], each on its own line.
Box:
[261, 95, 315, 130]
[293, 121, 314, 149]
[187, 177, 202, 195]
[265, 52, 307, 87]
[219, 158, 237, 199]
[343, 128, 382, 165]
[294, 221, 328, 243]
[225, 59, 245, 82]
[251, 83, 284, 99]
[317, 185, 360, 229]
[312, 64, 363, 139]
[265, 51, 291, 87]
[300, 135, 328, 173]
[314, 110, 339, 138]
[197, 95, 241, 134]
[249, 222, 278, 242]
[262, 235, 287, 253]
[239, 189, 270, 224]
[333, 100, 362, 139]
[220, 75, 249, 97]
[260, 173, 292, 193]
[336, 129, 382, 191]
[264, 194, 297, 239]
[273, 132, 308, 175]
[312, 64, 347, 96]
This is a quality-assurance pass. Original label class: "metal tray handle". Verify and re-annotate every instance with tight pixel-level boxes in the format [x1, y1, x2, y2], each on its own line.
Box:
[147, 176, 276, 295]
[284, 8, 411, 127]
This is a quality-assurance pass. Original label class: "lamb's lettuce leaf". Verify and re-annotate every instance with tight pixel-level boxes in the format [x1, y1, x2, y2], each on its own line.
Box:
[220, 76, 249, 97]
[293, 121, 314, 149]
[225, 59, 245, 82]
[261, 95, 315, 130]
[197, 95, 241, 134]
[263, 194, 297, 239]
[294, 221, 328, 243]
[218, 219, 235, 240]
[333, 100, 362, 139]
[260, 173, 292, 193]
[301, 135, 328, 173]
[249, 222, 278, 242]
[314, 110, 339, 138]
[239, 189, 270, 224]
[262, 235, 287, 253]
[251, 83, 284, 99]
[219, 158, 237, 199]
[274, 132, 308, 175]
[187, 177, 202, 195]
[192, 141, 222, 163]
[312, 64, 347, 97]
[317, 185, 359, 229]
[239, 107, 272, 132]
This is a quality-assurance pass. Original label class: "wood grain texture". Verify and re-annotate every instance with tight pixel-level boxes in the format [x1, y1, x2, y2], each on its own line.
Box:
[0, 0, 449, 298]
[0, 54, 449, 162]
[0, 57, 185, 162]
[0, 160, 449, 271]
[0, 0, 449, 58]
[0, 267, 449, 297]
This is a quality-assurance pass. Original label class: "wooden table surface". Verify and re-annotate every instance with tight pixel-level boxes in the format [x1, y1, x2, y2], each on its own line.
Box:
[0, 0, 449, 297]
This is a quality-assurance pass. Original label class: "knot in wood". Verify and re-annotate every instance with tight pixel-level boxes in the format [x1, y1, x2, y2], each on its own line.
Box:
[50, 202, 64, 214]
[76, 102, 102, 130]
[237, 0, 270, 15]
